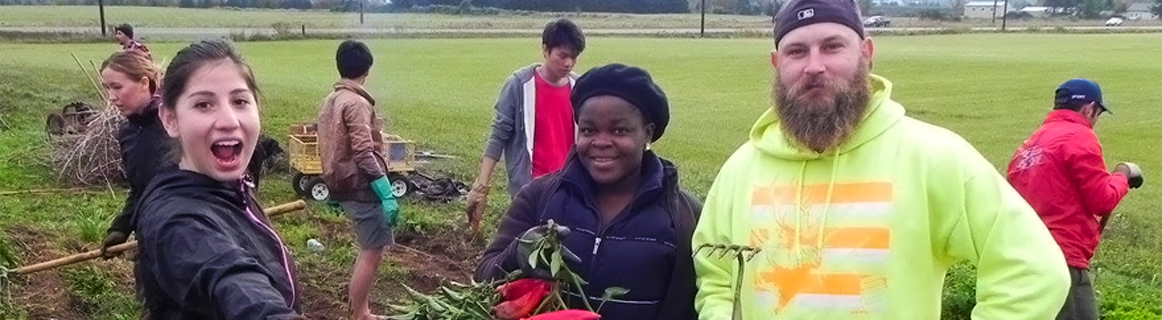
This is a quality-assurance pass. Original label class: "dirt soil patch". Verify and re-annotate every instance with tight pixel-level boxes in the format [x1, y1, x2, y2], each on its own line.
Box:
[293, 213, 487, 318]
[394, 228, 486, 285]
[296, 263, 350, 319]
[1, 213, 489, 319]
[4, 224, 86, 320]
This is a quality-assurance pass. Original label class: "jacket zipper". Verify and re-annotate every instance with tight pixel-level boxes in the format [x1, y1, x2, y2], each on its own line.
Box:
[239, 177, 297, 309]
[582, 191, 647, 301]
[558, 166, 666, 304]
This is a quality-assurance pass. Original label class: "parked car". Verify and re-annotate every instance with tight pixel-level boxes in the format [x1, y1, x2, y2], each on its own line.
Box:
[1105, 17, 1124, 26]
[863, 16, 891, 28]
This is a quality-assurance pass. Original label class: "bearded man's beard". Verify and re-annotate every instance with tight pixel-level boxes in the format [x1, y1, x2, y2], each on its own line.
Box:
[774, 64, 872, 154]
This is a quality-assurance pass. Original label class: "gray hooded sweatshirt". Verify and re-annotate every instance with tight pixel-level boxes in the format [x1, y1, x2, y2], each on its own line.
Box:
[482, 63, 578, 198]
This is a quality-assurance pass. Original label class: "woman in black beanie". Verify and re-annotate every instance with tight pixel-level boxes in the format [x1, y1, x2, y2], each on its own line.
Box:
[476, 63, 702, 320]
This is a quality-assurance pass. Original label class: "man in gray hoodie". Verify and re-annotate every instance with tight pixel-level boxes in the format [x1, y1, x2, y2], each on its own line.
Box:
[465, 18, 586, 233]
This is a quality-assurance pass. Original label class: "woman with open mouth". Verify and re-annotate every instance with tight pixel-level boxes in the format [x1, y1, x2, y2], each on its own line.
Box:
[476, 63, 702, 320]
[131, 39, 305, 319]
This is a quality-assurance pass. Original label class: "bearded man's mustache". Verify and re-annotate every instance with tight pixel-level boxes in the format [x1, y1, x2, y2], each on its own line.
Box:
[773, 65, 871, 154]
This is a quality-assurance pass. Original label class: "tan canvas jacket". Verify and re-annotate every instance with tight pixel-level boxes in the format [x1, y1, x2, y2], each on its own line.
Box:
[316, 79, 385, 202]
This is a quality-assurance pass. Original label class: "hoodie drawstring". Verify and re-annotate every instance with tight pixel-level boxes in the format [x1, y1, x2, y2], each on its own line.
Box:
[819, 155, 839, 254]
[795, 154, 839, 262]
[795, 162, 806, 260]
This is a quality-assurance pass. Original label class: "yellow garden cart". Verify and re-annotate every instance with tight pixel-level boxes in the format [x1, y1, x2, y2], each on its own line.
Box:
[287, 122, 417, 201]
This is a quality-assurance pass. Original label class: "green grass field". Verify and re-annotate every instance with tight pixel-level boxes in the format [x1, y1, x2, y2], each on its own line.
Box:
[1, 33, 1160, 319]
[3, 5, 1161, 32]
[0, 5, 775, 29]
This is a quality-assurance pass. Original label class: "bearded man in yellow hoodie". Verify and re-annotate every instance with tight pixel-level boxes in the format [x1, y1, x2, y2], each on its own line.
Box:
[691, 0, 1070, 318]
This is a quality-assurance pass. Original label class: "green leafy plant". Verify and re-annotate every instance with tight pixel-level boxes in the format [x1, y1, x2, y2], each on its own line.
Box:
[519, 219, 628, 315]
[387, 219, 629, 320]
[387, 279, 501, 320]
[0, 235, 17, 306]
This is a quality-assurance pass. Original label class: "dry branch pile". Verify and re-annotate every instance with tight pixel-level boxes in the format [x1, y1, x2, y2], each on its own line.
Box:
[42, 53, 129, 186]
[46, 106, 126, 186]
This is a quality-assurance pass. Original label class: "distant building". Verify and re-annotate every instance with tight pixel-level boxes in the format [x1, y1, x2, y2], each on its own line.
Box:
[1020, 6, 1052, 17]
[1124, 2, 1158, 20]
[964, 0, 1007, 19]
[873, 0, 906, 6]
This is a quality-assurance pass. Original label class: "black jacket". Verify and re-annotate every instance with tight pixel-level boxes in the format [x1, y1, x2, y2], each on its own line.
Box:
[475, 151, 702, 320]
[109, 97, 172, 235]
[133, 167, 302, 320]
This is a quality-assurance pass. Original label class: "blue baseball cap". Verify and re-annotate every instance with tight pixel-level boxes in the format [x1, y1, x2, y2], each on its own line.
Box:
[1054, 78, 1109, 114]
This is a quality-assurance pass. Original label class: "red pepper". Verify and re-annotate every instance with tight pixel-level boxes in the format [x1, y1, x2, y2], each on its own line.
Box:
[492, 291, 548, 320]
[496, 278, 552, 301]
[493, 278, 553, 320]
[521, 309, 601, 320]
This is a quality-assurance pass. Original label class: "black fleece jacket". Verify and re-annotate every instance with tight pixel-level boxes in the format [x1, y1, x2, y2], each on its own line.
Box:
[133, 167, 302, 319]
[109, 96, 171, 235]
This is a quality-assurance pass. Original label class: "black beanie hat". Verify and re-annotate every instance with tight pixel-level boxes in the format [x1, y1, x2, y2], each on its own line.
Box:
[571, 63, 670, 142]
[115, 23, 135, 39]
[774, 0, 865, 47]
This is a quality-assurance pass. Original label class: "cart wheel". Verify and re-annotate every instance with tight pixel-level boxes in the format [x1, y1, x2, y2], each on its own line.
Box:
[46, 114, 65, 136]
[291, 172, 311, 197]
[388, 173, 411, 198]
[306, 177, 330, 201]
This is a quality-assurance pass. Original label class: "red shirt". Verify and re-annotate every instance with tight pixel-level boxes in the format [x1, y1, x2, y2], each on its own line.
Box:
[123, 40, 152, 60]
[1006, 110, 1129, 269]
[530, 71, 574, 178]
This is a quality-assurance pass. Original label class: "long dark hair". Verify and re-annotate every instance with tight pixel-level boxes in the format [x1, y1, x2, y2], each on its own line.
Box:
[160, 39, 259, 110]
[159, 39, 260, 163]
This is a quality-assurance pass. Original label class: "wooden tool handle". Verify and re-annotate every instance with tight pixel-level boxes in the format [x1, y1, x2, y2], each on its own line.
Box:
[13, 200, 307, 275]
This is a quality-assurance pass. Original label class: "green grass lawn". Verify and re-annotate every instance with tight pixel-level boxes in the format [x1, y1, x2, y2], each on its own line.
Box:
[0, 5, 775, 29]
[3, 5, 1161, 32]
[0, 33, 1160, 319]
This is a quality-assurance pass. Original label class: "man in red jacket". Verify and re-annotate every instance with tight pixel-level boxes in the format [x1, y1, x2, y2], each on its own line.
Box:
[1006, 78, 1144, 320]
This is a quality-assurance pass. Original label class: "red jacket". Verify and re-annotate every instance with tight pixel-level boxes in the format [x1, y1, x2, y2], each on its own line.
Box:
[1006, 110, 1129, 269]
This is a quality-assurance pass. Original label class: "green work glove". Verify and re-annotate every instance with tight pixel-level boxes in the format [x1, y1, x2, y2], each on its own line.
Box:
[324, 200, 344, 216]
[370, 176, 400, 227]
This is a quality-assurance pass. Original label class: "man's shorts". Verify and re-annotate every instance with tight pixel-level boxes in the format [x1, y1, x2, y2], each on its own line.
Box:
[339, 201, 394, 250]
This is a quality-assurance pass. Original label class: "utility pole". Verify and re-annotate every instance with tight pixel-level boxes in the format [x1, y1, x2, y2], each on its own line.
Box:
[360, 0, 365, 25]
[991, 0, 999, 23]
[1001, 0, 1009, 30]
[700, 0, 706, 37]
[99, 0, 107, 37]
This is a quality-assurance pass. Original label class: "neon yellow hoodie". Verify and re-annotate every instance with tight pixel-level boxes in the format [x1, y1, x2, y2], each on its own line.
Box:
[692, 74, 1069, 320]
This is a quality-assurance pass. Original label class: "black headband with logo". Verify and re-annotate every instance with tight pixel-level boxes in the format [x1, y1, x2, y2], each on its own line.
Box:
[774, 0, 866, 46]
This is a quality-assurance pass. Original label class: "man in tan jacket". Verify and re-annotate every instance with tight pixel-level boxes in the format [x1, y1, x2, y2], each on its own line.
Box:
[316, 39, 399, 320]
